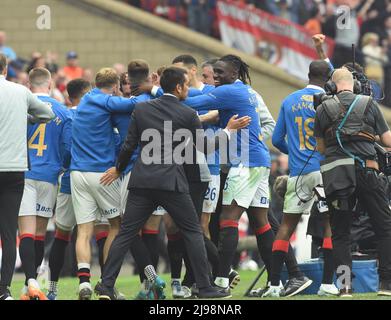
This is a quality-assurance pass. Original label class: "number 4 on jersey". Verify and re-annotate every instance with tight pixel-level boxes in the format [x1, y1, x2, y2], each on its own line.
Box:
[28, 124, 47, 156]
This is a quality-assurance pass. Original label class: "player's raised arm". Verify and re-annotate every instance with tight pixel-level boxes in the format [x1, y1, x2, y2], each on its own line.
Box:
[105, 94, 146, 113]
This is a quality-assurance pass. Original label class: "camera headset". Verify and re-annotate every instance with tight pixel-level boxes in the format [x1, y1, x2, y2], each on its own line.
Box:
[324, 69, 362, 95]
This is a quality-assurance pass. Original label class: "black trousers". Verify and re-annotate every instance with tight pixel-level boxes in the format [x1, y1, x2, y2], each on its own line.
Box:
[0, 172, 24, 288]
[189, 181, 209, 219]
[329, 167, 391, 282]
[102, 188, 211, 289]
[182, 181, 210, 285]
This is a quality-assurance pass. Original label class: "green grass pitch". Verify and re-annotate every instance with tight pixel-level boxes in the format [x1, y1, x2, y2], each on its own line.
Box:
[9, 270, 391, 300]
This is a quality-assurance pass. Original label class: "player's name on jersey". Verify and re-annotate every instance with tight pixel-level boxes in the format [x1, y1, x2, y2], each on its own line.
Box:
[291, 100, 315, 113]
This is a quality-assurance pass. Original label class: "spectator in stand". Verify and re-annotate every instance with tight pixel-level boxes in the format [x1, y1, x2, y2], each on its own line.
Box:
[378, 14, 391, 45]
[82, 68, 95, 84]
[331, 0, 375, 68]
[26, 54, 46, 74]
[113, 63, 126, 75]
[0, 31, 17, 61]
[154, 0, 169, 18]
[362, 32, 388, 85]
[45, 51, 59, 74]
[62, 51, 84, 80]
[185, 0, 211, 35]
[304, 6, 324, 35]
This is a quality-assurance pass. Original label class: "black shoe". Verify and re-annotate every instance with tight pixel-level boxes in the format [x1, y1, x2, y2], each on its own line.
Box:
[284, 276, 313, 297]
[378, 280, 391, 296]
[228, 270, 240, 289]
[198, 286, 232, 299]
[94, 281, 116, 300]
[0, 288, 13, 300]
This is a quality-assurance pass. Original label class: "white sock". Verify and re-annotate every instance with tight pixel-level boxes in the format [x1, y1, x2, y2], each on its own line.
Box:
[77, 263, 90, 270]
[214, 277, 229, 288]
[27, 278, 40, 289]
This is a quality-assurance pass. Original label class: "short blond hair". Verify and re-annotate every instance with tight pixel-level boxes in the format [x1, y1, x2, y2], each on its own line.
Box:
[29, 67, 51, 88]
[95, 68, 119, 89]
[362, 32, 379, 47]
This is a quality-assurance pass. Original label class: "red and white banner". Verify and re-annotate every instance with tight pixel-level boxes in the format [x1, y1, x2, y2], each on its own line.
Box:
[217, 1, 335, 80]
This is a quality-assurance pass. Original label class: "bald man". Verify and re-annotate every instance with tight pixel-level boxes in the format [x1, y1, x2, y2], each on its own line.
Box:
[314, 68, 391, 297]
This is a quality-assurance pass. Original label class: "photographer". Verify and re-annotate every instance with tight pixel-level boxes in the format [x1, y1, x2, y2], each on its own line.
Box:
[314, 68, 391, 297]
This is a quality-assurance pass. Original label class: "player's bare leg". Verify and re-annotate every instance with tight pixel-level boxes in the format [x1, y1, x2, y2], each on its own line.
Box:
[94, 223, 109, 274]
[76, 221, 94, 300]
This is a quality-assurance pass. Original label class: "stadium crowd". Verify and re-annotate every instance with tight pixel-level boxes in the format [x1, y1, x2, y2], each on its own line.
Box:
[120, 0, 391, 106]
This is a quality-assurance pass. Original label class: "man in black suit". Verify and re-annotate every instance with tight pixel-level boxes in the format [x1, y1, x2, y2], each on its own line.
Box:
[95, 67, 250, 299]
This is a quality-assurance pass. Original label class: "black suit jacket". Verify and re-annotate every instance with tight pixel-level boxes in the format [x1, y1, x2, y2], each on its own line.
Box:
[116, 95, 227, 193]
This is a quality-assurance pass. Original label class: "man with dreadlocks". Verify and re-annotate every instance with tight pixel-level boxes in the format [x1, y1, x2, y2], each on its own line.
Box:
[177, 54, 275, 294]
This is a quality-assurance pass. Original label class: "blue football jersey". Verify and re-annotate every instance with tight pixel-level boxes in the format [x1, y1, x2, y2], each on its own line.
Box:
[26, 95, 72, 185]
[184, 80, 270, 168]
[272, 86, 325, 177]
[71, 88, 145, 172]
[111, 93, 153, 174]
[195, 83, 220, 175]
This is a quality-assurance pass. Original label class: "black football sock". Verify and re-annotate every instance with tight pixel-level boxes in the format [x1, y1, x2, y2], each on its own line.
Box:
[217, 220, 239, 278]
[270, 240, 289, 286]
[48, 231, 71, 282]
[34, 235, 45, 276]
[167, 233, 184, 280]
[77, 264, 90, 284]
[142, 230, 159, 269]
[19, 234, 36, 284]
[255, 224, 274, 277]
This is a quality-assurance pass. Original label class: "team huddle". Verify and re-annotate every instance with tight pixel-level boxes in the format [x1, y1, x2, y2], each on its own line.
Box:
[8, 51, 391, 300]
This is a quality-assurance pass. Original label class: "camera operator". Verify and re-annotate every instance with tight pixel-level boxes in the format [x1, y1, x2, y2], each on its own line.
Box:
[314, 68, 391, 297]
